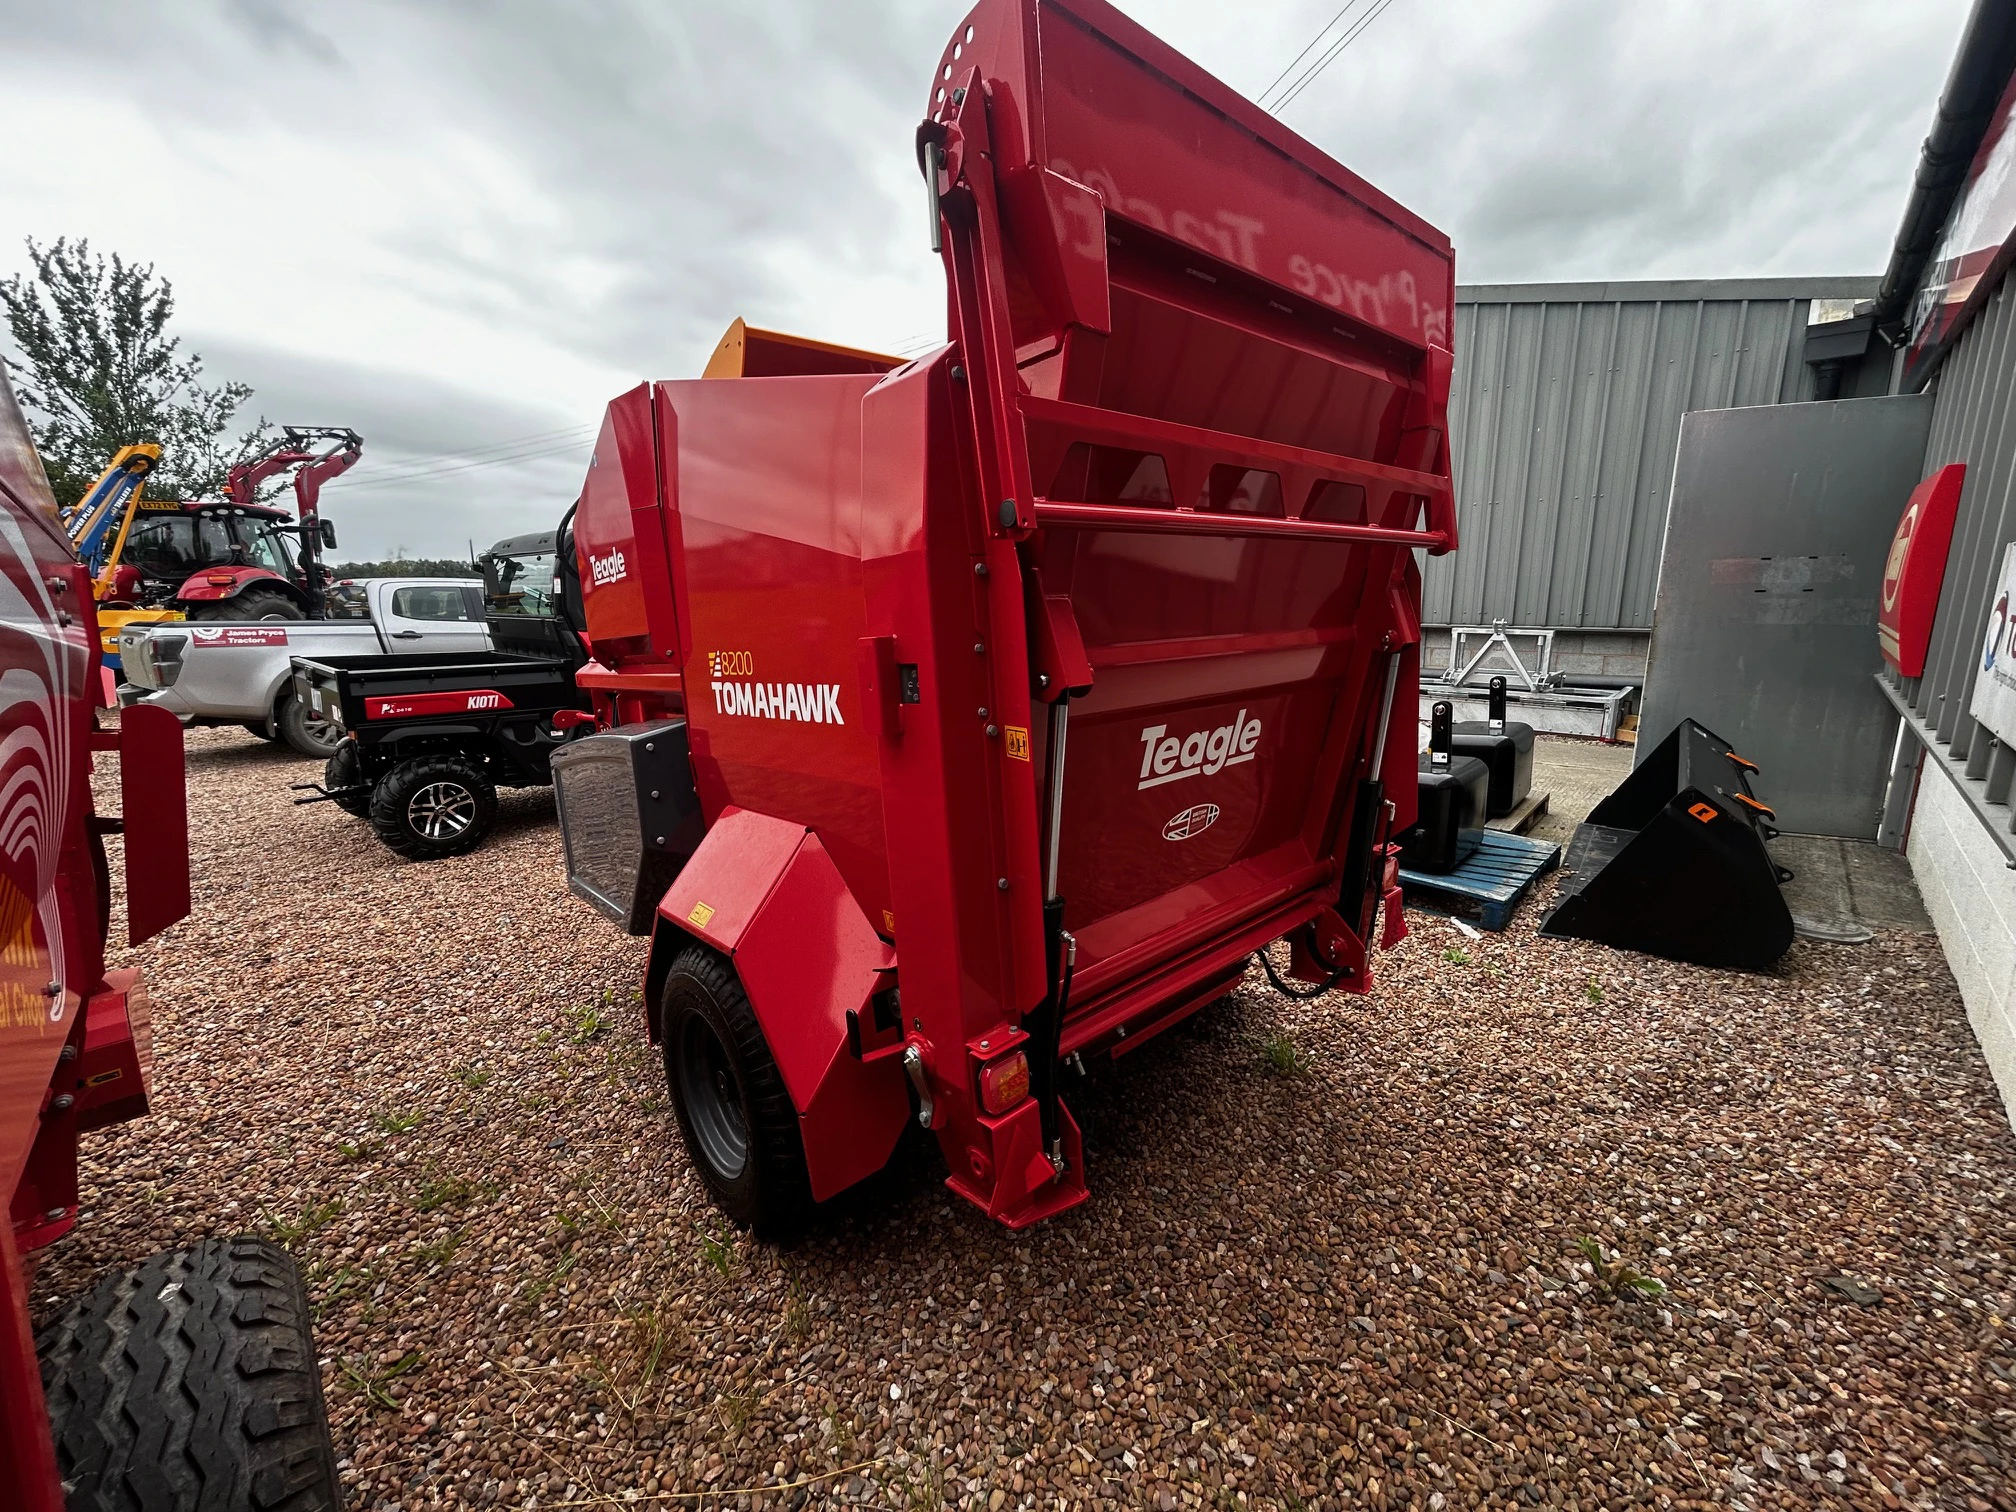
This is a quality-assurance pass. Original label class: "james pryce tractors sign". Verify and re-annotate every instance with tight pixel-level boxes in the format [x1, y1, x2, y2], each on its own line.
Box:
[1975, 543, 2016, 745]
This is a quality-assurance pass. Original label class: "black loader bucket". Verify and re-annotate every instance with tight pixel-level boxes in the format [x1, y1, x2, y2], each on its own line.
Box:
[1538, 719, 1793, 970]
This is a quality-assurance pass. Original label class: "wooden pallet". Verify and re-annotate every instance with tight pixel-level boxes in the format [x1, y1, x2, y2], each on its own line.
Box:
[1485, 790, 1549, 835]
[1399, 830, 1563, 931]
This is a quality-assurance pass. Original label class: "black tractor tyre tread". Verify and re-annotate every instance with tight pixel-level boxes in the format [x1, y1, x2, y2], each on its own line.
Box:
[368, 754, 497, 860]
[36, 1234, 341, 1512]
[276, 695, 341, 760]
[321, 744, 371, 818]
[661, 945, 815, 1239]
[187, 590, 304, 622]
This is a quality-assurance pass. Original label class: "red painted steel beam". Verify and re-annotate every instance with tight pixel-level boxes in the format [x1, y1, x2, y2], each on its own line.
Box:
[1033, 498, 1449, 550]
[1018, 395, 1453, 503]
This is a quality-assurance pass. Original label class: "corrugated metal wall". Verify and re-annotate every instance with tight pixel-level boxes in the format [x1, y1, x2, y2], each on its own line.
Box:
[1428, 277, 1881, 630]
[1906, 273, 2016, 766]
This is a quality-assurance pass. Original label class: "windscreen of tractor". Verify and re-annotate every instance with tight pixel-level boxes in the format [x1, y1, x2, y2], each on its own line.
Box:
[123, 513, 298, 578]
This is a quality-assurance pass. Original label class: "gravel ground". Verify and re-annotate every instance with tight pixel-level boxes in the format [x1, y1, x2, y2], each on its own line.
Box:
[33, 724, 2016, 1510]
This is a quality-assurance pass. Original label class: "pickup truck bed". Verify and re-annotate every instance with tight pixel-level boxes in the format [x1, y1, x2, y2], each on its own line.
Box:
[117, 576, 488, 756]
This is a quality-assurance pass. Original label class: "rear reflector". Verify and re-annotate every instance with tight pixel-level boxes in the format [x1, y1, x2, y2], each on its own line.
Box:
[977, 1052, 1031, 1116]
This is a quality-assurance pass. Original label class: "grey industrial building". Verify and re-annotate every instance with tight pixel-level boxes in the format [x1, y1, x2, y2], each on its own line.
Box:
[1450, 0, 2016, 1122]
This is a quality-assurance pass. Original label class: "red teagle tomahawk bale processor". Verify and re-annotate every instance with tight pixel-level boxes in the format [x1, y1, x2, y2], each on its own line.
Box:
[550, 0, 1457, 1234]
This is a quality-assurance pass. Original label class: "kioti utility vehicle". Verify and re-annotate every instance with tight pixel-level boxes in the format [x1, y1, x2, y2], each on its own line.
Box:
[0, 371, 340, 1502]
[293, 527, 592, 858]
[551, 0, 1455, 1234]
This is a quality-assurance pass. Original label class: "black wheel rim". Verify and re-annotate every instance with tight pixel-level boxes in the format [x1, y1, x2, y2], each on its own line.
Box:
[301, 709, 340, 753]
[677, 1012, 749, 1180]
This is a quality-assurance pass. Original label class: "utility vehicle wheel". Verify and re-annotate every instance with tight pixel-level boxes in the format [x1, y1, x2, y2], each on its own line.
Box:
[189, 589, 303, 622]
[661, 945, 813, 1238]
[277, 693, 343, 758]
[322, 741, 372, 818]
[38, 1234, 341, 1512]
[369, 754, 496, 859]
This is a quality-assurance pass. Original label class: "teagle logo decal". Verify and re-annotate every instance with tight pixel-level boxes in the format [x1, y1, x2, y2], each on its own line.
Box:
[588, 549, 627, 586]
[1137, 710, 1261, 790]
[1163, 803, 1220, 840]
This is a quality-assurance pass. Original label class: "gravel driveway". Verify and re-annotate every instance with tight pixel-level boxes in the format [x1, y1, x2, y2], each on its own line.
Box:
[37, 727, 2016, 1510]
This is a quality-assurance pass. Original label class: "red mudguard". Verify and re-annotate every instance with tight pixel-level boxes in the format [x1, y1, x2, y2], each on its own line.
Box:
[656, 807, 909, 1202]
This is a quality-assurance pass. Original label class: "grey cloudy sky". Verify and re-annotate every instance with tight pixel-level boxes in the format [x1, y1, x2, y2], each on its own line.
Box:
[0, 0, 1973, 557]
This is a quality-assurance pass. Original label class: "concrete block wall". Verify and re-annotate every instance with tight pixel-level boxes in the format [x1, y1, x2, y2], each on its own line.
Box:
[1908, 760, 2016, 1125]
[1422, 628, 1650, 682]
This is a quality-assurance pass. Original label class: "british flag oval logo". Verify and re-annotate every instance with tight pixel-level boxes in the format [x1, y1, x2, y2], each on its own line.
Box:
[1162, 803, 1220, 840]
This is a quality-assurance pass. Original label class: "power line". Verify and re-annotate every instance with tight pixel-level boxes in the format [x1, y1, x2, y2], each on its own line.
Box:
[344, 422, 597, 485]
[1258, 0, 1368, 110]
[339, 438, 593, 491]
[1263, 0, 1401, 115]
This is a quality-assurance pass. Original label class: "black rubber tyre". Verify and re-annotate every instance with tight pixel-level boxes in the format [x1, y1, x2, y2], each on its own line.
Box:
[661, 945, 813, 1239]
[321, 742, 372, 818]
[276, 694, 342, 759]
[37, 1234, 341, 1512]
[188, 589, 304, 622]
[368, 753, 496, 860]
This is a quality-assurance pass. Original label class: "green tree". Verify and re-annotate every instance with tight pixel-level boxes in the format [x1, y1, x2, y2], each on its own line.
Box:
[0, 237, 270, 507]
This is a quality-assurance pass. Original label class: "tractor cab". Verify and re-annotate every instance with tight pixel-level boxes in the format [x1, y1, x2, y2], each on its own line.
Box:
[114, 499, 325, 620]
[480, 521, 588, 667]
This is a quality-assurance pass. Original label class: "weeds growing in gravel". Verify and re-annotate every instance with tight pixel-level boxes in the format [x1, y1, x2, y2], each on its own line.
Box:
[374, 1107, 424, 1135]
[716, 1388, 756, 1435]
[592, 1298, 682, 1414]
[785, 1279, 812, 1341]
[340, 1349, 424, 1411]
[335, 1137, 383, 1161]
[1574, 1235, 1667, 1301]
[414, 1229, 464, 1268]
[1443, 947, 1470, 965]
[1586, 978, 1605, 1004]
[699, 1226, 737, 1278]
[453, 1062, 492, 1090]
[567, 992, 612, 1043]
[414, 1172, 494, 1212]
[264, 1197, 342, 1245]
[1260, 1033, 1305, 1077]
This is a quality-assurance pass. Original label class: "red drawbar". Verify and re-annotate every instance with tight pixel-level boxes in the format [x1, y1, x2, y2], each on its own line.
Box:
[365, 689, 515, 720]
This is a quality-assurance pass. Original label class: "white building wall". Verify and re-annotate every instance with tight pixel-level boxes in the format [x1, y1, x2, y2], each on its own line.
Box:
[1908, 759, 2016, 1123]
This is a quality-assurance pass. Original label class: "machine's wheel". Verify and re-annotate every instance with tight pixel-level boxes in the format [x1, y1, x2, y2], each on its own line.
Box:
[188, 589, 304, 622]
[38, 1235, 341, 1512]
[369, 754, 496, 860]
[322, 741, 372, 817]
[276, 693, 343, 759]
[661, 944, 813, 1238]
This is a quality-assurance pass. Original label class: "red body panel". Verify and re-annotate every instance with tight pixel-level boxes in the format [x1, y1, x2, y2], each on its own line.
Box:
[1878, 463, 1966, 678]
[173, 562, 293, 603]
[0, 365, 191, 1501]
[575, 0, 1453, 1226]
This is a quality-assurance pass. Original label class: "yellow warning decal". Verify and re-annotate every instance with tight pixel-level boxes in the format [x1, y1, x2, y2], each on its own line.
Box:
[687, 901, 716, 928]
[1004, 725, 1031, 762]
[85, 1068, 122, 1087]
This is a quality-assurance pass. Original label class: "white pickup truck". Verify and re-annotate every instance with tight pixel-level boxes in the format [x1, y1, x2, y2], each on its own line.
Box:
[118, 578, 490, 757]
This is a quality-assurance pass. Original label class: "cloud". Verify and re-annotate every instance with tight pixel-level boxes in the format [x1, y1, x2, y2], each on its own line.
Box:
[0, 0, 1977, 554]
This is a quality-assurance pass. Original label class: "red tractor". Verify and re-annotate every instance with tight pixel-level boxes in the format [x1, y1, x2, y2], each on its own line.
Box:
[0, 376, 341, 1502]
[100, 426, 362, 622]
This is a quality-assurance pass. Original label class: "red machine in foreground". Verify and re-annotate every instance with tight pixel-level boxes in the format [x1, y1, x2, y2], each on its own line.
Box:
[0, 376, 340, 1503]
[552, 0, 1455, 1233]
